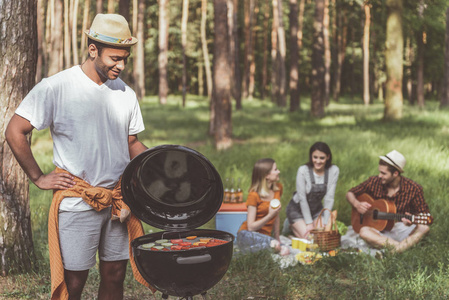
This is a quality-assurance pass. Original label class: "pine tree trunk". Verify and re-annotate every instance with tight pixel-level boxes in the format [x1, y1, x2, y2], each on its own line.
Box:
[289, 0, 299, 112]
[72, 0, 80, 66]
[323, 0, 331, 106]
[363, 2, 371, 105]
[201, 0, 212, 99]
[260, 0, 269, 100]
[133, 0, 145, 100]
[311, 0, 325, 117]
[229, 0, 242, 109]
[36, 0, 45, 82]
[158, 0, 169, 105]
[384, 0, 403, 121]
[270, 0, 279, 103]
[441, 7, 449, 108]
[108, 0, 115, 13]
[48, 0, 63, 76]
[181, 0, 189, 107]
[0, 0, 37, 276]
[80, 0, 91, 59]
[248, 0, 258, 101]
[332, 12, 347, 102]
[63, 0, 71, 68]
[276, 0, 286, 107]
[119, 0, 130, 21]
[213, 0, 232, 150]
[97, 0, 103, 13]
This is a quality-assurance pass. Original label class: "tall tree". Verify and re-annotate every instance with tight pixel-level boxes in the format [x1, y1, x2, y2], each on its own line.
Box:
[415, 0, 425, 108]
[311, 0, 325, 117]
[441, 6, 449, 108]
[119, 0, 130, 21]
[242, 0, 256, 99]
[289, 0, 300, 112]
[133, 0, 145, 100]
[97, 0, 103, 13]
[229, 0, 242, 108]
[63, 0, 71, 68]
[332, 5, 347, 102]
[271, 0, 286, 106]
[201, 0, 212, 98]
[384, 0, 403, 120]
[36, 0, 45, 82]
[362, 1, 371, 105]
[158, 0, 169, 105]
[260, 0, 270, 100]
[247, 0, 258, 101]
[108, 0, 115, 13]
[323, 0, 331, 106]
[72, 0, 80, 66]
[181, 0, 189, 107]
[212, 0, 232, 150]
[80, 0, 91, 60]
[48, 0, 63, 76]
[0, 0, 37, 276]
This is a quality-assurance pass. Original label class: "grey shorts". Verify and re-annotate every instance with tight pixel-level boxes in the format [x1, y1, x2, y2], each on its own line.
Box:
[58, 206, 129, 271]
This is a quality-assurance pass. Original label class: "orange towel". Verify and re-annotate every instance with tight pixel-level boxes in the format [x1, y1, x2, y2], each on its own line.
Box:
[49, 167, 155, 300]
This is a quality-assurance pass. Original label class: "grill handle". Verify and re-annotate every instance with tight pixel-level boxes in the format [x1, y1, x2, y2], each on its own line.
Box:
[176, 254, 212, 265]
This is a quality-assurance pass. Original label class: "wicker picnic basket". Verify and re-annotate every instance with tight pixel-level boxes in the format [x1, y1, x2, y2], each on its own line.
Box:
[310, 208, 341, 252]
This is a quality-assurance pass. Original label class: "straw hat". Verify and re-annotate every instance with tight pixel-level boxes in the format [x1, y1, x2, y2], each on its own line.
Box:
[84, 14, 137, 47]
[379, 150, 406, 173]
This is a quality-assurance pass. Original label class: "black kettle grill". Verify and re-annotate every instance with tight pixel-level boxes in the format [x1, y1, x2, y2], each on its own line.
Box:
[121, 145, 234, 299]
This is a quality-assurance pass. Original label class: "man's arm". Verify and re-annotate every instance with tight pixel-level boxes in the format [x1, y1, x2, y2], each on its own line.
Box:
[346, 191, 372, 214]
[128, 134, 148, 160]
[5, 114, 75, 190]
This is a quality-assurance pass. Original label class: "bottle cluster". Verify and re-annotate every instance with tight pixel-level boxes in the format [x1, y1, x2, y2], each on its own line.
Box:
[223, 178, 243, 203]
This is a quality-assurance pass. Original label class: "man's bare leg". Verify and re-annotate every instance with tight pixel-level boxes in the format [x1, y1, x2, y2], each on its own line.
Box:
[98, 260, 128, 300]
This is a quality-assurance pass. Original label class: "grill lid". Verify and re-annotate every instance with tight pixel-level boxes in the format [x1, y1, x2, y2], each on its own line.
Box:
[121, 145, 223, 231]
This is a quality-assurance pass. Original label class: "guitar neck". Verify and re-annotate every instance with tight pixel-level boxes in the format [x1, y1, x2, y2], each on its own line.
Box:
[374, 211, 413, 223]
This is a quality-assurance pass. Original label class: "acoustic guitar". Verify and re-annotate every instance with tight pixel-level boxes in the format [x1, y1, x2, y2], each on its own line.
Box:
[351, 193, 433, 233]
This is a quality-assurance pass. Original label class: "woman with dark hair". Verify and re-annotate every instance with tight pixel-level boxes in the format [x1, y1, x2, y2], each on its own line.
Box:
[284, 142, 340, 239]
[236, 158, 289, 255]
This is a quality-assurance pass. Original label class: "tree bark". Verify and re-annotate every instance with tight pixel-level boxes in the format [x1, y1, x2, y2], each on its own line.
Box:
[384, 0, 403, 121]
[323, 0, 331, 106]
[270, 0, 279, 104]
[72, 0, 80, 66]
[311, 0, 325, 117]
[247, 0, 258, 101]
[181, 0, 189, 107]
[441, 7, 449, 108]
[36, 0, 45, 82]
[158, 0, 169, 105]
[229, 0, 242, 108]
[119, 0, 130, 21]
[260, 0, 269, 100]
[63, 0, 71, 68]
[363, 2, 371, 105]
[276, 0, 286, 107]
[289, 0, 299, 112]
[332, 10, 347, 102]
[201, 0, 212, 99]
[133, 0, 145, 100]
[212, 0, 232, 150]
[0, 0, 37, 276]
[48, 0, 63, 76]
[97, 0, 103, 13]
[415, 0, 425, 108]
[80, 0, 91, 60]
[108, 0, 115, 13]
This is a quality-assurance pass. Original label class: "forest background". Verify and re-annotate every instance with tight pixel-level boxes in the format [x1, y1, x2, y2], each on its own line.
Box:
[1, 0, 449, 299]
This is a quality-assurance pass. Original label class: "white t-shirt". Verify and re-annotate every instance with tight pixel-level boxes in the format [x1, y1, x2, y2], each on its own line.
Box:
[16, 66, 145, 211]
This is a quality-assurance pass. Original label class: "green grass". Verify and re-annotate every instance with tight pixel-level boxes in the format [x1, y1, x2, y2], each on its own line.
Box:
[2, 95, 449, 299]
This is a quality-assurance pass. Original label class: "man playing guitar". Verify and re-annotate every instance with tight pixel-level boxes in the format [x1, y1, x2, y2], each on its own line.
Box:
[346, 150, 432, 253]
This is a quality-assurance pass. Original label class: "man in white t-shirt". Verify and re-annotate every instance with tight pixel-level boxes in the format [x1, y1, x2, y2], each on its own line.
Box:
[5, 14, 148, 300]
